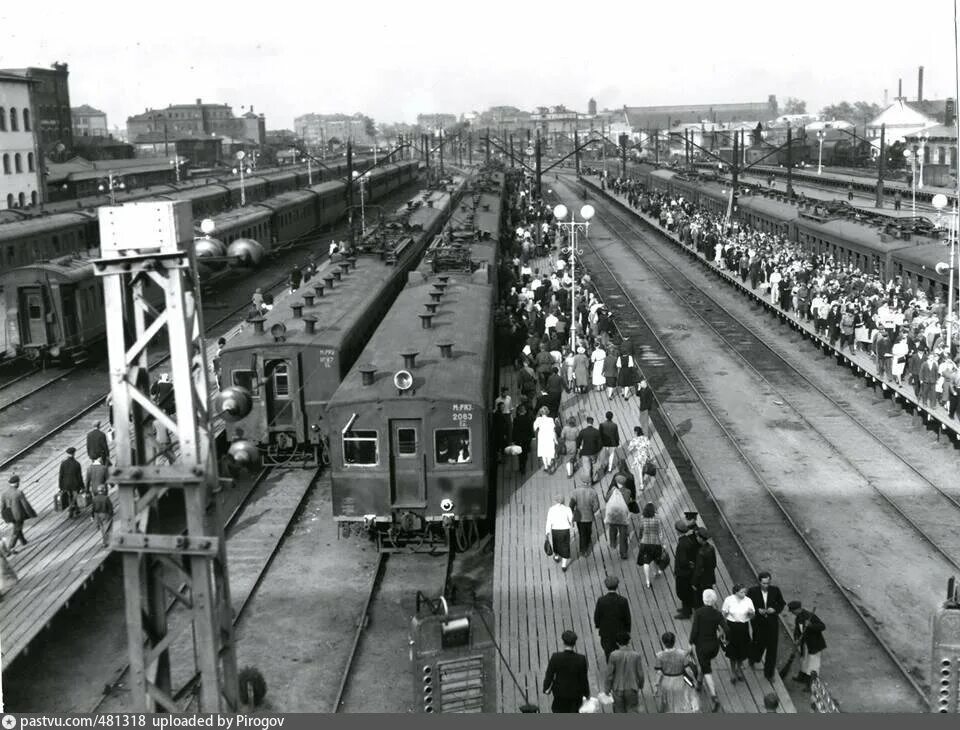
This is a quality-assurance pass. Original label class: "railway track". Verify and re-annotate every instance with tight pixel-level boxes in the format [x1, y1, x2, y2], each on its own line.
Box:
[552, 176, 933, 711]
[334, 552, 452, 713]
[0, 366, 81, 416]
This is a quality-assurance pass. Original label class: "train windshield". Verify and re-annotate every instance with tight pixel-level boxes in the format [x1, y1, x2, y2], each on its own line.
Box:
[343, 429, 378, 466]
[435, 428, 471, 464]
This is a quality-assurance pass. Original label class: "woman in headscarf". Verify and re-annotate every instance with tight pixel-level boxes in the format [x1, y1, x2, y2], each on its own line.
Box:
[652, 631, 700, 713]
[625, 426, 650, 494]
[533, 406, 558, 473]
[689, 588, 726, 712]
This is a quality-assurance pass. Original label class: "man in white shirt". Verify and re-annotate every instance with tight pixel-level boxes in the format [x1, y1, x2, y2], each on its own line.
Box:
[494, 387, 513, 416]
[544, 311, 559, 336]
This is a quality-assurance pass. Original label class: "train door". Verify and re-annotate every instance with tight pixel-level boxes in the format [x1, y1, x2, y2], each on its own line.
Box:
[18, 287, 47, 345]
[389, 419, 425, 507]
[59, 284, 79, 344]
[264, 359, 293, 429]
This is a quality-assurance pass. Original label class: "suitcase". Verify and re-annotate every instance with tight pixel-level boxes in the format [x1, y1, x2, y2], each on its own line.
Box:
[54, 491, 70, 512]
[74, 491, 91, 509]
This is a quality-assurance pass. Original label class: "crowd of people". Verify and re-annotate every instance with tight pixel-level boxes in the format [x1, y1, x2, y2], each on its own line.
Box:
[492, 172, 826, 713]
[603, 172, 960, 420]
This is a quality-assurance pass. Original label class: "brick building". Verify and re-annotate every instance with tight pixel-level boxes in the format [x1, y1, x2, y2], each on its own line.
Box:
[0, 63, 72, 156]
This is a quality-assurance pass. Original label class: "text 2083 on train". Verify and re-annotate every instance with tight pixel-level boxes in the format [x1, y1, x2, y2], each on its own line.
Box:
[217, 174, 467, 466]
[0, 161, 419, 364]
[324, 167, 513, 551]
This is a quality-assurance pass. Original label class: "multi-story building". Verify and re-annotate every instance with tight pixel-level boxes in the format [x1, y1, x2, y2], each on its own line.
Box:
[72, 104, 108, 137]
[127, 100, 264, 145]
[293, 113, 374, 147]
[623, 95, 779, 131]
[416, 113, 458, 131]
[0, 72, 43, 209]
[0, 63, 72, 156]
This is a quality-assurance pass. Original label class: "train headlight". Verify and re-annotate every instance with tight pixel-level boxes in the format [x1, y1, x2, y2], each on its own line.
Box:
[227, 438, 260, 466]
[218, 387, 253, 421]
[440, 498, 454, 513]
[49, 345, 62, 358]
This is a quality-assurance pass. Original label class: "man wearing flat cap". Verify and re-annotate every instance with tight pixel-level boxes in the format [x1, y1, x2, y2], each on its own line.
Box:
[673, 513, 700, 619]
[58, 446, 84, 518]
[86, 421, 110, 466]
[594, 575, 632, 662]
[1, 475, 37, 552]
[542, 630, 590, 713]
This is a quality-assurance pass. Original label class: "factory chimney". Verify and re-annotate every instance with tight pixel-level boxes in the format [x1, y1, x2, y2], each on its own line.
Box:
[918, 66, 924, 103]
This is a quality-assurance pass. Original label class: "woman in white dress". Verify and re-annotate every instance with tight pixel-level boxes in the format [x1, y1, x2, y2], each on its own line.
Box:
[591, 344, 607, 391]
[533, 406, 558, 473]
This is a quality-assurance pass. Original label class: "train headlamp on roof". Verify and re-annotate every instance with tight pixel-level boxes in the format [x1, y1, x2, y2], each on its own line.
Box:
[270, 323, 286, 342]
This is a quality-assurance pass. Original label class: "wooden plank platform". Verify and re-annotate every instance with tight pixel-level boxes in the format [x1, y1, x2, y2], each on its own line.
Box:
[492, 327, 795, 713]
[0, 259, 335, 670]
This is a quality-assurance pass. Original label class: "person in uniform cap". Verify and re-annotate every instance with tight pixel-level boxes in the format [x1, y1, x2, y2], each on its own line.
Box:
[91, 483, 114, 548]
[594, 575, 632, 661]
[2, 475, 37, 552]
[58, 446, 84, 518]
[673, 518, 700, 619]
[86, 420, 110, 466]
[692, 528, 717, 609]
[763, 692, 780, 712]
[788, 600, 827, 691]
[542, 630, 590, 713]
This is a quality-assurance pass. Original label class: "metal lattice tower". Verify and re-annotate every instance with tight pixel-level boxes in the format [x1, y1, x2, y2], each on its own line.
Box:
[95, 201, 238, 712]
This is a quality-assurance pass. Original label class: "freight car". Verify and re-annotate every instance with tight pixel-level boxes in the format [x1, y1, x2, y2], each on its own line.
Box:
[216, 174, 468, 466]
[0, 160, 420, 361]
[325, 167, 510, 551]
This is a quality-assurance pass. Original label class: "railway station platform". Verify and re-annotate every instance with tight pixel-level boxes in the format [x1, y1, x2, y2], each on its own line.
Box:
[0, 257, 337, 671]
[585, 175, 960, 445]
[492, 363, 795, 713]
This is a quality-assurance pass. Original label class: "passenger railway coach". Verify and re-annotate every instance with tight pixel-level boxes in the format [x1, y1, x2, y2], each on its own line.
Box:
[325, 168, 511, 551]
[633, 165, 957, 302]
[217, 175, 467, 465]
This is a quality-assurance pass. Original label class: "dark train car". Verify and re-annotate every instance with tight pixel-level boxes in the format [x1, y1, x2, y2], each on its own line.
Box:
[794, 211, 914, 279]
[0, 252, 105, 363]
[326, 170, 506, 550]
[890, 241, 955, 302]
[217, 177, 466, 465]
[737, 194, 799, 239]
[259, 170, 301, 196]
[0, 212, 99, 275]
[162, 184, 231, 220]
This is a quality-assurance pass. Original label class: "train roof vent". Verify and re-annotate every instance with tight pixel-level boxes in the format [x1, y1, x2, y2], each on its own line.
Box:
[324, 275, 335, 289]
[314, 283, 325, 298]
[359, 364, 377, 386]
[418, 313, 434, 329]
[332, 269, 342, 281]
[250, 316, 266, 334]
[339, 261, 350, 276]
[438, 342, 454, 359]
[303, 316, 317, 334]
[425, 302, 439, 314]
[303, 293, 315, 306]
[291, 302, 304, 318]
[401, 351, 419, 369]
[429, 290, 443, 303]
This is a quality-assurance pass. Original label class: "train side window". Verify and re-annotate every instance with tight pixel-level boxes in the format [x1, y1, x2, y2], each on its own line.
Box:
[396, 427, 417, 456]
[343, 430, 378, 466]
[232, 369, 259, 395]
[435, 428, 471, 464]
[271, 363, 290, 397]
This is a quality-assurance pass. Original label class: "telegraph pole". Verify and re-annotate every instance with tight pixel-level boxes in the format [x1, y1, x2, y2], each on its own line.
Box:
[535, 129, 542, 199]
[786, 126, 794, 197]
[468, 131, 472, 165]
[620, 134, 628, 178]
[654, 128, 660, 165]
[346, 142, 354, 240]
[729, 133, 739, 225]
[574, 129, 581, 175]
[485, 128, 490, 164]
[510, 134, 515, 168]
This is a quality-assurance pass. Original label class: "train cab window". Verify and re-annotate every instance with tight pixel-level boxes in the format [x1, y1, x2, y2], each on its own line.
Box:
[271, 363, 290, 397]
[435, 428, 471, 464]
[232, 369, 259, 395]
[396, 427, 417, 456]
[343, 430, 378, 466]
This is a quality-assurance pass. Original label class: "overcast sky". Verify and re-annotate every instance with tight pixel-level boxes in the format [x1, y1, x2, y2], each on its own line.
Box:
[1, 0, 957, 131]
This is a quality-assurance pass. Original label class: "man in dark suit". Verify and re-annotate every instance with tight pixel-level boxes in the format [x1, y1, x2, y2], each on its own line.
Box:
[598, 411, 620, 474]
[594, 575, 631, 661]
[86, 421, 110, 466]
[919, 352, 939, 408]
[788, 600, 826, 691]
[569, 483, 600, 554]
[576, 417, 603, 483]
[748, 570, 787, 680]
[673, 515, 700, 619]
[542, 630, 590, 713]
[691, 527, 717, 608]
[58, 446, 84, 517]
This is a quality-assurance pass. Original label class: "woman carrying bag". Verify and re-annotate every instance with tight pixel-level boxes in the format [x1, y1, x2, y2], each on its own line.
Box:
[652, 631, 700, 713]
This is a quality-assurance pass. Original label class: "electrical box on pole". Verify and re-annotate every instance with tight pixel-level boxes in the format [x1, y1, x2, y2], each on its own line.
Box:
[94, 201, 241, 712]
[931, 577, 960, 712]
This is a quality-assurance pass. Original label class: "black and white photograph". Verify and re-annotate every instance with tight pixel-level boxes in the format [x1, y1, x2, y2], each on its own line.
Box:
[0, 0, 959, 716]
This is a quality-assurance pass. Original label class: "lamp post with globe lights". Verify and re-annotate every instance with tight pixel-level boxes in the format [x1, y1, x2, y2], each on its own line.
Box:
[352, 170, 369, 238]
[553, 202, 595, 350]
[170, 156, 185, 183]
[932, 193, 958, 346]
[99, 172, 125, 205]
[817, 130, 825, 175]
[904, 148, 918, 217]
[232, 151, 252, 206]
